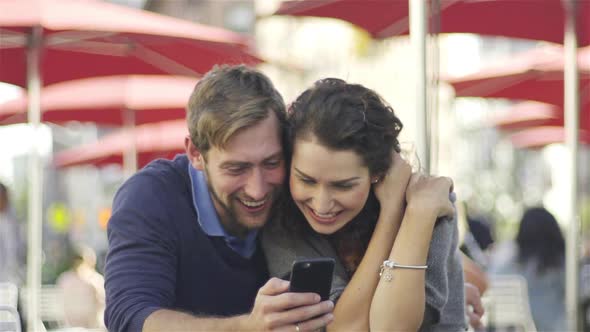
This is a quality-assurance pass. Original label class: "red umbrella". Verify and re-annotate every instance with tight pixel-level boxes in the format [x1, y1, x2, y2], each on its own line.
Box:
[0, 0, 260, 87]
[491, 101, 590, 132]
[510, 126, 590, 149]
[492, 102, 563, 130]
[53, 120, 186, 168]
[445, 45, 590, 107]
[275, 0, 590, 45]
[0, 75, 197, 173]
[0, 75, 197, 125]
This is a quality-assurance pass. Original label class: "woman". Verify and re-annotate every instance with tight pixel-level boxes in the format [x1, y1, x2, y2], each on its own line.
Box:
[263, 79, 466, 331]
[491, 207, 566, 331]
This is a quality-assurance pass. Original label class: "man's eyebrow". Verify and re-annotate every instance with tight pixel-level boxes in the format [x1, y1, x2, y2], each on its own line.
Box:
[263, 152, 284, 161]
[219, 152, 283, 169]
[219, 161, 250, 169]
[293, 167, 360, 183]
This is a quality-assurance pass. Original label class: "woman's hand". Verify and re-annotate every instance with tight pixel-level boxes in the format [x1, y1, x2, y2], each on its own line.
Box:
[405, 173, 455, 222]
[373, 152, 412, 209]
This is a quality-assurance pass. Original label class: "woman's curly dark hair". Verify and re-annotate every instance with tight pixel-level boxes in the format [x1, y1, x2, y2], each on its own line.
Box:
[287, 78, 402, 176]
[278, 78, 403, 275]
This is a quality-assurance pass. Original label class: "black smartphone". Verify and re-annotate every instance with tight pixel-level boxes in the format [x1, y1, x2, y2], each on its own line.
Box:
[289, 257, 335, 301]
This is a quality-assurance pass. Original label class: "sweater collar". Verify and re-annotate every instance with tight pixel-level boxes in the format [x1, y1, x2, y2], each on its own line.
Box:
[187, 161, 257, 258]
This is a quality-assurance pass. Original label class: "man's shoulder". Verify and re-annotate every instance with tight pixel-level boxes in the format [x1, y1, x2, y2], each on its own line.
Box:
[108, 154, 195, 239]
[124, 155, 189, 189]
[112, 154, 191, 208]
[140, 154, 189, 181]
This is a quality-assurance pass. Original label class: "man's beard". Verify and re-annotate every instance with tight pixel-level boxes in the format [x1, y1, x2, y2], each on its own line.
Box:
[204, 168, 283, 238]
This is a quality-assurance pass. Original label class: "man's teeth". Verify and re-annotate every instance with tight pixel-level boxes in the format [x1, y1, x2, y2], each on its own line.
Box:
[241, 199, 266, 207]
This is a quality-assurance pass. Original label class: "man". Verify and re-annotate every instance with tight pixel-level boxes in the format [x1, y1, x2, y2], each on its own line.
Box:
[104, 65, 334, 332]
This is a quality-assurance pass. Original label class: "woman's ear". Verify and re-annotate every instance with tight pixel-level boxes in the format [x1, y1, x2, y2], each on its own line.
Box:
[184, 136, 205, 170]
[371, 174, 383, 184]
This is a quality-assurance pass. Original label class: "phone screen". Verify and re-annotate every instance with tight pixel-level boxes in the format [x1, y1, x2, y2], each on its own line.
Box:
[289, 257, 335, 301]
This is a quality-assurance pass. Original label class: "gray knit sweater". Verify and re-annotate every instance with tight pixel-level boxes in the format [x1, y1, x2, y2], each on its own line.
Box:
[261, 216, 466, 331]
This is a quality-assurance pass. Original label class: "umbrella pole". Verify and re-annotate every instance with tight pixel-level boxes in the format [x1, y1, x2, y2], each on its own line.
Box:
[123, 108, 137, 178]
[564, 0, 580, 329]
[26, 25, 43, 332]
[410, 0, 429, 173]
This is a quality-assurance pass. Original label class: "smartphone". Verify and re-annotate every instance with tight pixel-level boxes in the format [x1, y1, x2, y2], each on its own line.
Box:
[289, 257, 335, 301]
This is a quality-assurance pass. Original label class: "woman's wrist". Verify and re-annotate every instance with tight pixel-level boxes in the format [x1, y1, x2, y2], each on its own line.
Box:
[404, 202, 437, 225]
[379, 201, 405, 223]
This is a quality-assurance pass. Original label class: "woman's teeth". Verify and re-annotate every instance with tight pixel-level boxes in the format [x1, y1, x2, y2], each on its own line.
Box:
[311, 209, 337, 219]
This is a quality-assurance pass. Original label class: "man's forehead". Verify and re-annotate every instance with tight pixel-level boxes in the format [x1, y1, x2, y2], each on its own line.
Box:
[208, 145, 283, 164]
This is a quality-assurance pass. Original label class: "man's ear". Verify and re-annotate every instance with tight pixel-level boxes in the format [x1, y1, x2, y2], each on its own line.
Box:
[184, 136, 205, 171]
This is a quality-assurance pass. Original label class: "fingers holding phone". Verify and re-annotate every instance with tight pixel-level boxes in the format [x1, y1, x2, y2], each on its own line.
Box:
[246, 275, 334, 331]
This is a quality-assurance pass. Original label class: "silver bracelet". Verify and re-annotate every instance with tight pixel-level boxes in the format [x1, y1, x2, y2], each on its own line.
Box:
[379, 260, 428, 282]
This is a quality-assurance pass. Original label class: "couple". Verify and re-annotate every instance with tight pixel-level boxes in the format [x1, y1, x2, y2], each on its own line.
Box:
[104, 65, 474, 331]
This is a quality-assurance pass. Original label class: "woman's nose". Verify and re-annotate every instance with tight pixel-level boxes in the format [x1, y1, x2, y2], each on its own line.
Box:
[311, 187, 333, 213]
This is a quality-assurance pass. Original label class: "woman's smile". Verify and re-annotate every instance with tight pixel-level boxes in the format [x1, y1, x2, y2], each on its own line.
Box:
[306, 205, 342, 224]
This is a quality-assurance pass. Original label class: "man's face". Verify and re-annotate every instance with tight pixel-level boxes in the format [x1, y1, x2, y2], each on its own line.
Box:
[187, 112, 285, 237]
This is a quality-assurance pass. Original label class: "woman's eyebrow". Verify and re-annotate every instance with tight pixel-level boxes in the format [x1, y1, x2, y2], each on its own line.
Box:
[331, 178, 360, 185]
[293, 167, 312, 178]
[293, 167, 360, 183]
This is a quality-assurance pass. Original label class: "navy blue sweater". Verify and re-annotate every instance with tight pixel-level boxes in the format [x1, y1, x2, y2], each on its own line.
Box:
[104, 155, 268, 332]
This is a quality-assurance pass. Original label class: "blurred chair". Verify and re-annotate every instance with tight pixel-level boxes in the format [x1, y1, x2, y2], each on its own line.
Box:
[20, 286, 65, 330]
[0, 283, 18, 308]
[0, 305, 21, 332]
[0, 283, 21, 332]
[481, 275, 537, 332]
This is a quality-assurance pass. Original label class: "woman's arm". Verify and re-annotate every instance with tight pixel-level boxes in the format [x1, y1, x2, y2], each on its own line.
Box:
[327, 154, 411, 331]
[369, 173, 455, 331]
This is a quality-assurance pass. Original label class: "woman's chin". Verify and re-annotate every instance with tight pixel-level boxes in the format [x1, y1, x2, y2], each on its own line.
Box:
[308, 222, 341, 235]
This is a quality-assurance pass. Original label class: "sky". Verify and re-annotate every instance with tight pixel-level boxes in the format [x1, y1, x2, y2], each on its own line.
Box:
[0, 83, 52, 186]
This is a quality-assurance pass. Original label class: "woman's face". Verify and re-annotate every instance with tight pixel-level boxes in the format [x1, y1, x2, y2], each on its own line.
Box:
[289, 136, 372, 235]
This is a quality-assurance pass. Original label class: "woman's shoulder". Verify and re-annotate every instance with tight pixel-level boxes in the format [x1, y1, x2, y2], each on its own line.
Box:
[261, 222, 341, 277]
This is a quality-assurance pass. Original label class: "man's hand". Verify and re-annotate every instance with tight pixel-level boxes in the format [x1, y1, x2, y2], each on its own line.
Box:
[244, 278, 334, 331]
[465, 282, 485, 330]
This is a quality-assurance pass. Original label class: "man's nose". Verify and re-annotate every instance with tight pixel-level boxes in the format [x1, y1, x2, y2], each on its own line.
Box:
[244, 168, 268, 200]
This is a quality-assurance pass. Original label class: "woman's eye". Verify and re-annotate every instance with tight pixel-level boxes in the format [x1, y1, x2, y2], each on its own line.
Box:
[334, 183, 354, 190]
[299, 177, 315, 184]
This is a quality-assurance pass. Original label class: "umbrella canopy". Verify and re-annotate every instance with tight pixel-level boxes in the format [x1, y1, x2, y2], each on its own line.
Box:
[53, 119, 186, 168]
[491, 101, 590, 132]
[492, 102, 562, 131]
[275, 0, 590, 45]
[446, 45, 590, 107]
[0, 75, 198, 125]
[510, 126, 590, 149]
[0, 0, 260, 87]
